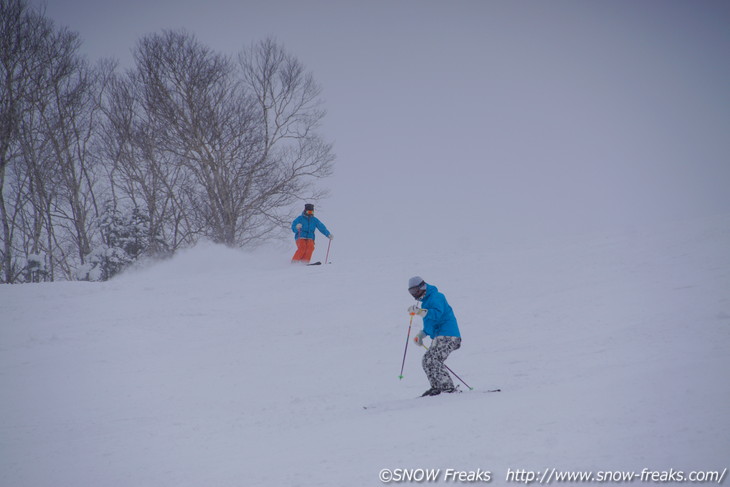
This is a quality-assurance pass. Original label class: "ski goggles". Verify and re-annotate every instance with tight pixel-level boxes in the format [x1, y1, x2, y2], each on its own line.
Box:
[408, 282, 426, 299]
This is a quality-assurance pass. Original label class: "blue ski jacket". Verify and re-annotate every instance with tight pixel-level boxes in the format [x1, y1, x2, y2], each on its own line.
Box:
[420, 284, 461, 339]
[292, 213, 331, 240]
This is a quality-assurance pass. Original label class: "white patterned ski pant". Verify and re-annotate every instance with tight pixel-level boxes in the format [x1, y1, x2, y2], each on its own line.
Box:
[422, 336, 462, 390]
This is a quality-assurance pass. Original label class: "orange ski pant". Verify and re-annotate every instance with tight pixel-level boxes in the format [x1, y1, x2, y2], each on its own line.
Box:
[292, 238, 315, 263]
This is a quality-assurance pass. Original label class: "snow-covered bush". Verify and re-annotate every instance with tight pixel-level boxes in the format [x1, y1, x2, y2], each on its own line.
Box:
[82, 203, 165, 281]
[24, 253, 48, 283]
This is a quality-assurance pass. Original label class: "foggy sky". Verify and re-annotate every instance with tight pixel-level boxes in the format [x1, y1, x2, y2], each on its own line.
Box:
[35, 0, 730, 255]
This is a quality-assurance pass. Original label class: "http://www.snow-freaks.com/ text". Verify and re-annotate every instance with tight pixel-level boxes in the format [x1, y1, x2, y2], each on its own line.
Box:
[377, 467, 728, 484]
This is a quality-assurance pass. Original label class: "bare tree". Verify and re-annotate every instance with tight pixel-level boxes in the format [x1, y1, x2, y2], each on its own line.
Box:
[104, 31, 334, 249]
[101, 71, 189, 252]
[129, 30, 267, 246]
[36, 31, 103, 276]
[0, 0, 55, 282]
[238, 38, 334, 242]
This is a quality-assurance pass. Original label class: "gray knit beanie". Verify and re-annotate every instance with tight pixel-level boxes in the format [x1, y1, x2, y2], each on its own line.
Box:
[408, 276, 425, 289]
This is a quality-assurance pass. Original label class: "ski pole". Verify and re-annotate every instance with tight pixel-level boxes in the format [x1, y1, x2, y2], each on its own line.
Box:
[398, 313, 415, 379]
[324, 237, 332, 264]
[421, 343, 473, 390]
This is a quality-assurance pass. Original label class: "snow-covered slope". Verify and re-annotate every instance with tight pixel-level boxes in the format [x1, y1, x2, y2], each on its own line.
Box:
[2, 216, 729, 486]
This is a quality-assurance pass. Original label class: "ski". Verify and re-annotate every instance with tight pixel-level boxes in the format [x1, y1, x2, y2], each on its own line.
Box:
[307, 261, 322, 266]
[420, 388, 501, 397]
[363, 388, 501, 409]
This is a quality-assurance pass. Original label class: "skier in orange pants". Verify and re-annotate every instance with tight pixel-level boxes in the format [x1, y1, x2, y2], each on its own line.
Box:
[291, 203, 333, 264]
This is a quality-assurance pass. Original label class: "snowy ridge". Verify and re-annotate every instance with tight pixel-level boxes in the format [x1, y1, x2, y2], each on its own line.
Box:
[1, 215, 729, 486]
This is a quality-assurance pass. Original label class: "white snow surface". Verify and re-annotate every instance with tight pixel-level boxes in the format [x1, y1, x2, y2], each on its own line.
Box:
[2, 215, 729, 486]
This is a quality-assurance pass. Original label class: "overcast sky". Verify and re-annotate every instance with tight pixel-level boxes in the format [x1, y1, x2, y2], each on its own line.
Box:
[34, 0, 730, 254]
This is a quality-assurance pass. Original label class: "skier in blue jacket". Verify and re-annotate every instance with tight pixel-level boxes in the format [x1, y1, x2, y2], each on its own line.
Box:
[291, 203, 333, 264]
[407, 276, 462, 396]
